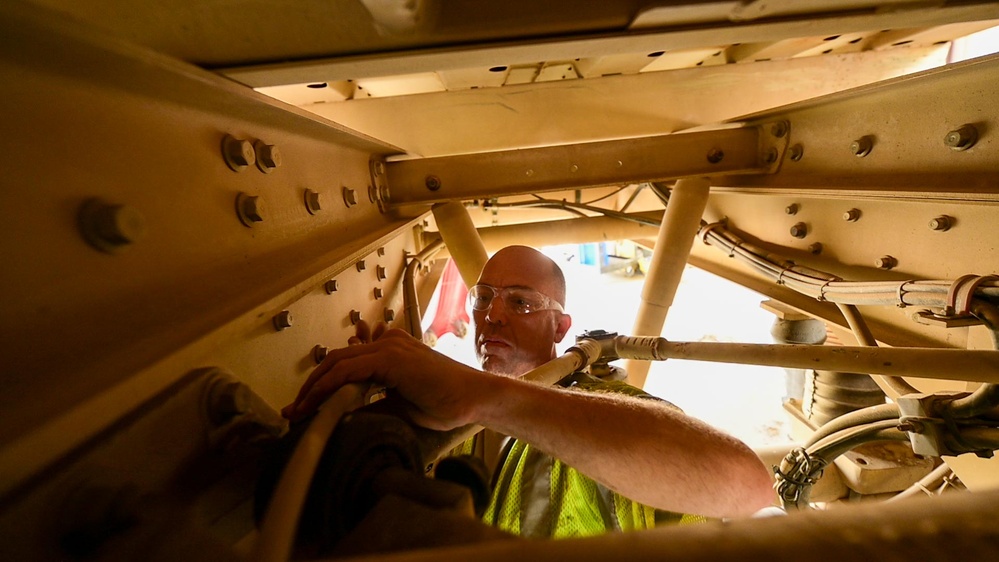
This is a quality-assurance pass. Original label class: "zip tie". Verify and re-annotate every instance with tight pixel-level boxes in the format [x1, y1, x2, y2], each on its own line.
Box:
[699, 220, 727, 246]
[777, 268, 789, 286]
[818, 279, 835, 302]
[896, 280, 915, 308]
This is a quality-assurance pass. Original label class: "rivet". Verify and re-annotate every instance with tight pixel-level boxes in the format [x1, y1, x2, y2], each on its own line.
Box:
[707, 148, 724, 164]
[222, 135, 256, 172]
[356, 260, 366, 272]
[928, 215, 953, 231]
[78, 198, 146, 253]
[808, 243, 823, 255]
[235, 192, 264, 227]
[254, 141, 281, 173]
[843, 208, 861, 222]
[785, 203, 799, 215]
[850, 136, 873, 157]
[384, 309, 396, 322]
[350, 310, 362, 325]
[789, 144, 804, 161]
[790, 222, 808, 239]
[569, 164, 579, 173]
[305, 190, 322, 214]
[376, 265, 388, 280]
[373, 287, 383, 299]
[324, 280, 339, 294]
[875, 255, 897, 270]
[425, 175, 442, 191]
[313, 344, 329, 364]
[273, 310, 293, 331]
[343, 187, 358, 207]
[944, 125, 978, 151]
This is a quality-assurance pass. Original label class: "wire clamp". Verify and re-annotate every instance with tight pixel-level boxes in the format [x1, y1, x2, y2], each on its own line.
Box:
[945, 274, 998, 317]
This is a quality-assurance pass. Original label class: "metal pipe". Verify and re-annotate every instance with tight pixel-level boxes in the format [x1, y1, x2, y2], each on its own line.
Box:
[625, 178, 711, 389]
[888, 463, 955, 502]
[402, 239, 445, 338]
[836, 303, 920, 398]
[431, 202, 488, 289]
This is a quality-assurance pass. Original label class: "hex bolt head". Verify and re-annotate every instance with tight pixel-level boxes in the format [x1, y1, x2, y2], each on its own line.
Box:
[809, 243, 823, 255]
[770, 121, 788, 138]
[304, 190, 322, 215]
[349, 310, 362, 325]
[790, 222, 808, 239]
[875, 255, 898, 270]
[313, 344, 330, 364]
[789, 144, 804, 162]
[928, 215, 953, 231]
[254, 141, 282, 173]
[356, 260, 366, 272]
[384, 308, 396, 322]
[373, 287, 383, 299]
[376, 265, 388, 280]
[425, 175, 442, 191]
[236, 192, 265, 227]
[324, 279, 339, 294]
[343, 187, 358, 207]
[843, 208, 861, 222]
[377, 247, 386, 257]
[850, 136, 873, 157]
[78, 198, 146, 253]
[273, 310, 293, 331]
[222, 135, 256, 172]
[785, 203, 799, 215]
[707, 148, 724, 164]
[944, 125, 978, 151]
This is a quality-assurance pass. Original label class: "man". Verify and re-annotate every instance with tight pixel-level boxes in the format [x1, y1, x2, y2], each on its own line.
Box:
[284, 246, 774, 537]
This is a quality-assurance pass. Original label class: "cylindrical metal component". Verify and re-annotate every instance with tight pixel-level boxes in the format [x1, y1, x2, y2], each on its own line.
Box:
[625, 178, 711, 389]
[349, 310, 361, 325]
[77, 198, 146, 253]
[222, 134, 255, 171]
[850, 136, 873, 157]
[929, 215, 953, 231]
[790, 222, 808, 238]
[944, 124, 978, 151]
[808, 243, 823, 255]
[842, 209, 861, 222]
[785, 203, 799, 215]
[343, 187, 358, 207]
[789, 144, 804, 161]
[273, 310, 293, 331]
[376, 265, 388, 281]
[373, 287, 383, 299]
[324, 280, 339, 294]
[236, 192, 264, 227]
[356, 260, 366, 272]
[312, 345, 329, 364]
[875, 255, 897, 270]
[384, 308, 396, 322]
[304, 190, 322, 214]
[432, 201, 489, 289]
[254, 141, 282, 173]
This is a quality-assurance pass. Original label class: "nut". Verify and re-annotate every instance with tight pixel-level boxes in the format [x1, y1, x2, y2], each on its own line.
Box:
[764, 148, 778, 164]
[425, 175, 442, 191]
[928, 215, 953, 231]
[843, 208, 861, 222]
[944, 125, 978, 151]
[356, 260, 366, 272]
[254, 141, 281, 173]
[350, 310, 362, 325]
[384, 309, 396, 322]
[376, 265, 388, 280]
[790, 222, 808, 239]
[324, 280, 339, 294]
[785, 203, 799, 215]
[789, 144, 804, 162]
[373, 287, 383, 299]
[273, 310, 293, 331]
[809, 243, 823, 255]
[770, 121, 788, 138]
[707, 148, 724, 164]
[236, 192, 264, 227]
[78, 198, 146, 253]
[305, 190, 322, 215]
[343, 187, 358, 207]
[875, 255, 897, 270]
[222, 135, 256, 172]
[313, 345, 330, 364]
[850, 136, 873, 157]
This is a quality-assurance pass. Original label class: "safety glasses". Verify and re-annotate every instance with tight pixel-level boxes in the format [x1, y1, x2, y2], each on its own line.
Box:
[468, 284, 564, 315]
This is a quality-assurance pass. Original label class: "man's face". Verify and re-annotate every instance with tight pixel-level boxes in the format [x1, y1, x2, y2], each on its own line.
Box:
[473, 247, 571, 376]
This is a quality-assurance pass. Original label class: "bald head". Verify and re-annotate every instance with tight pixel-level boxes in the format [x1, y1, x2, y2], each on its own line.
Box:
[480, 246, 566, 308]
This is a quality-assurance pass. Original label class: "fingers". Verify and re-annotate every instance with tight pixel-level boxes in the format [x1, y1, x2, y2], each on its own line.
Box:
[353, 320, 371, 344]
[290, 353, 391, 420]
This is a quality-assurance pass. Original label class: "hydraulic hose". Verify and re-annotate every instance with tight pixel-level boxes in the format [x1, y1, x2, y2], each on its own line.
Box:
[804, 403, 901, 448]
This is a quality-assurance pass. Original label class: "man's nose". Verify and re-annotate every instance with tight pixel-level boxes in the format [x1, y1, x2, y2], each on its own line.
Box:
[484, 296, 509, 324]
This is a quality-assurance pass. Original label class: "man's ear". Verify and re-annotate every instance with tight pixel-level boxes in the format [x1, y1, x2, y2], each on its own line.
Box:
[554, 313, 572, 344]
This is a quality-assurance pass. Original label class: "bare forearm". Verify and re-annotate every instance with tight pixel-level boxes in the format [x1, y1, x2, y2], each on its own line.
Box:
[471, 375, 775, 518]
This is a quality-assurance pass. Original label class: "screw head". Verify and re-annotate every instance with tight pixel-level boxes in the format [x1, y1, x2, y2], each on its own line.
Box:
[305, 190, 322, 214]
[273, 310, 293, 331]
[425, 175, 442, 191]
[850, 136, 873, 157]
[222, 135, 256, 171]
[78, 198, 146, 253]
[785, 203, 799, 215]
[254, 141, 281, 173]
[236, 192, 265, 227]
[790, 222, 808, 239]
[313, 344, 330, 364]
[843, 208, 861, 222]
[376, 265, 388, 280]
[707, 148, 724, 164]
[944, 125, 978, 151]
[928, 215, 952, 231]
[384, 308, 396, 322]
[875, 255, 897, 270]
[324, 280, 339, 294]
[809, 243, 823, 255]
[343, 187, 358, 207]
[349, 310, 362, 325]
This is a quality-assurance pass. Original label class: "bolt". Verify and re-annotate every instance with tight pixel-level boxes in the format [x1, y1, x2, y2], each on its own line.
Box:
[273, 310, 293, 331]
[425, 175, 442, 191]
[764, 148, 778, 164]
[843, 208, 861, 222]
[809, 243, 823, 255]
[928, 215, 953, 231]
[222, 135, 256, 172]
[850, 136, 873, 157]
[384, 308, 396, 322]
[324, 280, 339, 294]
[313, 344, 329, 364]
[770, 121, 788, 138]
[343, 187, 358, 207]
[373, 161, 386, 175]
[304, 190, 322, 214]
[377, 247, 386, 257]
[944, 125, 978, 151]
[376, 265, 388, 280]
[356, 260, 366, 272]
[875, 255, 898, 270]
[785, 203, 799, 215]
[350, 310, 362, 325]
[790, 222, 808, 239]
[569, 164, 579, 173]
[789, 144, 804, 161]
[707, 148, 724, 164]
[373, 287, 383, 299]
[236, 192, 265, 227]
[254, 141, 281, 173]
[78, 198, 146, 253]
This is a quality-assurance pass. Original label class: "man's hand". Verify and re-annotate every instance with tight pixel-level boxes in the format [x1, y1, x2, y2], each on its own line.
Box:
[281, 321, 487, 430]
